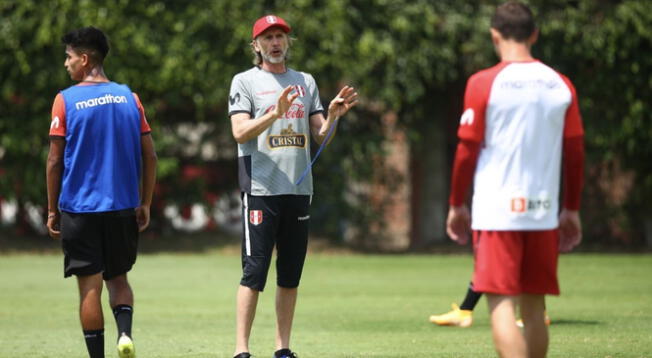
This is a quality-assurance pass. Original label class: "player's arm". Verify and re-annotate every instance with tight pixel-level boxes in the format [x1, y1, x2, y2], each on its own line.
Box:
[132, 93, 157, 232]
[309, 86, 358, 145]
[231, 86, 298, 144]
[446, 72, 489, 244]
[138, 133, 157, 232]
[46, 138, 65, 239]
[446, 140, 481, 244]
[46, 93, 66, 239]
[558, 135, 584, 252]
[557, 75, 585, 252]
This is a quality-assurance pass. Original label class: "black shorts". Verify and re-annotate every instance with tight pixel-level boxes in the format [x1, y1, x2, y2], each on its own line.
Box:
[240, 193, 311, 291]
[61, 209, 138, 280]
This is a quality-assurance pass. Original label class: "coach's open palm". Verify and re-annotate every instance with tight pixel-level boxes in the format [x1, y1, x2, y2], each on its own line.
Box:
[328, 86, 358, 118]
[447, 205, 471, 245]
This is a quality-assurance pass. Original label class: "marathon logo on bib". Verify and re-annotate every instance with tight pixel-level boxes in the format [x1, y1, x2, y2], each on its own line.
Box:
[249, 210, 263, 225]
[267, 124, 307, 149]
[75, 94, 128, 110]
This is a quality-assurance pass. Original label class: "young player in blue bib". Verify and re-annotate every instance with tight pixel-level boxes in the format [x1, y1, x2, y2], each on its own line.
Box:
[46, 27, 158, 358]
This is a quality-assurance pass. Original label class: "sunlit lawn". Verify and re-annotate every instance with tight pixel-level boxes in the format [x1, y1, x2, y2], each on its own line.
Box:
[1, 249, 651, 357]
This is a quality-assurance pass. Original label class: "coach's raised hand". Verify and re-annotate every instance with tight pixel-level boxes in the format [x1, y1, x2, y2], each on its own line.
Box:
[328, 86, 358, 119]
[273, 85, 300, 118]
[231, 86, 299, 144]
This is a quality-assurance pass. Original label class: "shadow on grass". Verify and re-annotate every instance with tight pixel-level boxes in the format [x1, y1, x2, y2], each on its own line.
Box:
[138, 231, 241, 254]
[2, 228, 649, 255]
[550, 319, 601, 326]
[0, 226, 363, 255]
[0, 231, 361, 255]
[0, 230, 242, 254]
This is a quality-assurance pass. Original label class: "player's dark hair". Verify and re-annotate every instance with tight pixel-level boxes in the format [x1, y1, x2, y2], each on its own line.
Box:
[61, 27, 109, 64]
[491, 1, 536, 42]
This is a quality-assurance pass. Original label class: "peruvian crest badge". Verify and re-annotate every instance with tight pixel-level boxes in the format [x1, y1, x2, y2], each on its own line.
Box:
[249, 210, 263, 225]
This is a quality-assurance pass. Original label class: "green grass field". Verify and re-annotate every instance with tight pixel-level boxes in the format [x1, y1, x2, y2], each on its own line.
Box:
[1, 251, 651, 357]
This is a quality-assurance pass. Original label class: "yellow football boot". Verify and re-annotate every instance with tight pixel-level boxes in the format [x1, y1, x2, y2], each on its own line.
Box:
[429, 303, 473, 327]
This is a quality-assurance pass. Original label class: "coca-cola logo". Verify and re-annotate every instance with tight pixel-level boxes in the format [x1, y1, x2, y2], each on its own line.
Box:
[264, 103, 305, 120]
[285, 103, 305, 119]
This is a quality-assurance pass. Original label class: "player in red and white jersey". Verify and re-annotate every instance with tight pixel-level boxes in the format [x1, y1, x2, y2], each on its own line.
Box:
[446, 2, 584, 357]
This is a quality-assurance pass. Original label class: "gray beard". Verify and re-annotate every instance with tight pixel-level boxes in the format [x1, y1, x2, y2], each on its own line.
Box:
[261, 51, 286, 64]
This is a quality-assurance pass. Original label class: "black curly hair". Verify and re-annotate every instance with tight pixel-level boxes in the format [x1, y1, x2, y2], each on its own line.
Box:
[61, 26, 109, 64]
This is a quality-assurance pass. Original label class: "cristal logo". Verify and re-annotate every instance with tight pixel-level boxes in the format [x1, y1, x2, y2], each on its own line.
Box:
[267, 124, 306, 149]
[75, 94, 128, 110]
[460, 108, 474, 125]
[266, 16, 278, 24]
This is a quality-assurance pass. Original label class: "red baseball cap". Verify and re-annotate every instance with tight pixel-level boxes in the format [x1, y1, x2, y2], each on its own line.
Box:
[252, 15, 291, 39]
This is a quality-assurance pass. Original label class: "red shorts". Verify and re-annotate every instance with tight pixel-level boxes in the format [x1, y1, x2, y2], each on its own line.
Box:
[472, 230, 560, 296]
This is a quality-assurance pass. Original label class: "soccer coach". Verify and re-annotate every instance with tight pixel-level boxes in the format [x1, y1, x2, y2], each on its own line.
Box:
[46, 26, 157, 358]
[227, 15, 357, 358]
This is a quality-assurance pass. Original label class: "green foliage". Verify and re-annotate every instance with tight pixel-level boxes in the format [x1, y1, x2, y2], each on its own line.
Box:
[1, 0, 651, 241]
[534, 0, 652, 240]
